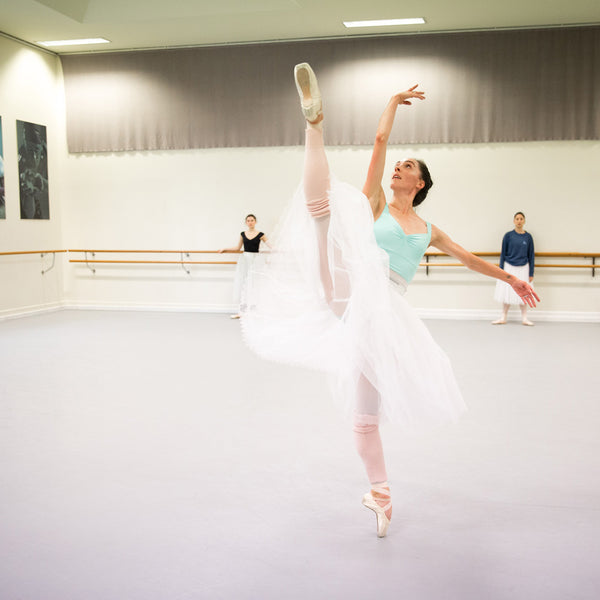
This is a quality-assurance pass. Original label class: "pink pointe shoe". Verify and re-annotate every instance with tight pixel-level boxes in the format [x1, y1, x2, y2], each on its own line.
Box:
[294, 62, 322, 122]
[362, 485, 392, 538]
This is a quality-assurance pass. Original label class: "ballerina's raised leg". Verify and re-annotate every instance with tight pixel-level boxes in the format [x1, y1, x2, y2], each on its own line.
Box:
[294, 62, 392, 537]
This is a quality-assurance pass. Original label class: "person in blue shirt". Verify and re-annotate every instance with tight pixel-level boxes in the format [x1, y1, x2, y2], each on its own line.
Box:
[492, 212, 535, 326]
[242, 63, 538, 538]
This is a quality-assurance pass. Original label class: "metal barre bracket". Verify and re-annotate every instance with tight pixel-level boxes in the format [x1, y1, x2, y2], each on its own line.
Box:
[85, 252, 96, 274]
[180, 252, 191, 275]
[41, 252, 56, 275]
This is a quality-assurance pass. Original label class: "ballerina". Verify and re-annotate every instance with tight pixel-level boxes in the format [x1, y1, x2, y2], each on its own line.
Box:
[492, 212, 536, 326]
[242, 63, 539, 537]
[220, 214, 270, 319]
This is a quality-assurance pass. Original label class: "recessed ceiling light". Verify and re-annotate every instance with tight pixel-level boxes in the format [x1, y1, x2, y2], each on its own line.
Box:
[37, 38, 110, 47]
[343, 18, 425, 28]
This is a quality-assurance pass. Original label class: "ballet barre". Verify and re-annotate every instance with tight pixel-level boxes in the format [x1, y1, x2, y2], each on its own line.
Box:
[6, 248, 592, 276]
[0, 249, 67, 274]
[67, 249, 241, 275]
[421, 251, 599, 277]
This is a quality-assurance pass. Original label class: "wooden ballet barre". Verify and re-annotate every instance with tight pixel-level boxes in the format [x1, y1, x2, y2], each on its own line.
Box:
[419, 262, 596, 268]
[67, 249, 598, 258]
[534, 252, 600, 258]
[0, 250, 67, 274]
[69, 259, 238, 264]
[423, 251, 600, 258]
[420, 251, 598, 276]
[67, 249, 244, 273]
[65, 249, 598, 276]
[68, 249, 242, 254]
[534, 264, 598, 268]
[0, 250, 67, 256]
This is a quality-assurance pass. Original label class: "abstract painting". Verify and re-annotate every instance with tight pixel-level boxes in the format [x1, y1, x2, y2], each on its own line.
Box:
[17, 120, 49, 219]
[0, 117, 5, 219]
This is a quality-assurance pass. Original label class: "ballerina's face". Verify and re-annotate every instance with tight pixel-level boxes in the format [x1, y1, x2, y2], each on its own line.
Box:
[513, 213, 525, 230]
[390, 159, 425, 194]
[245, 216, 256, 229]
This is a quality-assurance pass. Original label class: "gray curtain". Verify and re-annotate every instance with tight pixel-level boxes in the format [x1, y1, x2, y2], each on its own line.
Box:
[61, 26, 600, 152]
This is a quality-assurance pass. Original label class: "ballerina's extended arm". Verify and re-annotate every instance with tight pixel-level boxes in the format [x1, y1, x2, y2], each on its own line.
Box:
[430, 226, 540, 307]
[362, 86, 425, 217]
[218, 235, 243, 253]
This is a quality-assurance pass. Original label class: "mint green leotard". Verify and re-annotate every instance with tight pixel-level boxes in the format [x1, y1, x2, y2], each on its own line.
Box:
[373, 203, 432, 283]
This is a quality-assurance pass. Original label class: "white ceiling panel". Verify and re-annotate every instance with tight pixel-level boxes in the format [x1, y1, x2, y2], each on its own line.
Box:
[0, 0, 598, 53]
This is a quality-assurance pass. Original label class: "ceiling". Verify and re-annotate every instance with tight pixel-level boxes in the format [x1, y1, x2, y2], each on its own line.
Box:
[1, 0, 599, 54]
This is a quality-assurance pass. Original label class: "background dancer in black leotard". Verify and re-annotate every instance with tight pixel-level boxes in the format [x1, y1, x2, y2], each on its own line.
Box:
[220, 214, 270, 319]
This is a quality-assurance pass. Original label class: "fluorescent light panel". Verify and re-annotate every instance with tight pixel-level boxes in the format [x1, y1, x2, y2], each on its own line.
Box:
[37, 38, 110, 47]
[343, 18, 425, 28]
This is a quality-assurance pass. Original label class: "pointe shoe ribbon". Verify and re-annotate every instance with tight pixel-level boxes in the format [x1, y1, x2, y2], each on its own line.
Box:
[294, 62, 322, 122]
[362, 485, 392, 538]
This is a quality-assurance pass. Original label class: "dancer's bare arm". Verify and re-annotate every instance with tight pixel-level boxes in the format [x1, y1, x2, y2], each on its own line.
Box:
[362, 86, 425, 217]
[430, 225, 540, 307]
[218, 235, 243, 253]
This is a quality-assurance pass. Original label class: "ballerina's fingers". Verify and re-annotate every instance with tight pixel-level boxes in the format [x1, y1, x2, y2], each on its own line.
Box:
[522, 289, 540, 307]
[400, 85, 426, 105]
[401, 97, 425, 105]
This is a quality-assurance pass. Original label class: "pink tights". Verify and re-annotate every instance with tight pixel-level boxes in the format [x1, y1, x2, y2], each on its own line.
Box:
[303, 126, 388, 487]
[353, 375, 387, 485]
[303, 127, 334, 304]
[303, 127, 331, 218]
[353, 421, 388, 484]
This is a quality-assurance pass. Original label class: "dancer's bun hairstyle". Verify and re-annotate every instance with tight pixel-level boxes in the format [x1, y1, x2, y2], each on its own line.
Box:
[413, 160, 433, 207]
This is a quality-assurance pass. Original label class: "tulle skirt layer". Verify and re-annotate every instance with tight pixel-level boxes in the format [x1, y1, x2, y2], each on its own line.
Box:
[494, 262, 531, 305]
[241, 177, 466, 427]
[232, 252, 259, 307]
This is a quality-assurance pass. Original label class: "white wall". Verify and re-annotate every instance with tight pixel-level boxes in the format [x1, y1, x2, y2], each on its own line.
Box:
[0, 36, 67, 318]
[60, 140, 600, 320]
[1, 35, 598, 320]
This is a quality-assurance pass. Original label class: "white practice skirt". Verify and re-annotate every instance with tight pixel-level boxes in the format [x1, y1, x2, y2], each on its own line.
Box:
[241, 177, 466, 427]
[494, 262, 531, 305]
[232, 252, 259, 308]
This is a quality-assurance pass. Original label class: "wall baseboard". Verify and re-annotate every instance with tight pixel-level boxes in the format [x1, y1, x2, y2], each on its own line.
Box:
[65, 302, 236, 314]
[0, 302, 66, 322]
[416, 308, 600, 323]
[2, 302, 598, 323]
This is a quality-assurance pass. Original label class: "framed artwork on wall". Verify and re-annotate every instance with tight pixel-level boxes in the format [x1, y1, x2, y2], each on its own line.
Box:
[0, 116, 5, 219]
[17, 120, 49, 220]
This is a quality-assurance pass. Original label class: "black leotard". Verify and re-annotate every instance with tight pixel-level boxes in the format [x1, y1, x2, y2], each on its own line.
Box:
[241, 231, 264, 252]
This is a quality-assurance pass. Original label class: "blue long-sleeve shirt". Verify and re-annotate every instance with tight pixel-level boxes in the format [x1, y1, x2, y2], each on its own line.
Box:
[499, 230, 535, 277]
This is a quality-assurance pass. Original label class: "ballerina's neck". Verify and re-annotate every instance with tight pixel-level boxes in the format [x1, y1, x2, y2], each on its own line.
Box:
[388, 197, 415, 215]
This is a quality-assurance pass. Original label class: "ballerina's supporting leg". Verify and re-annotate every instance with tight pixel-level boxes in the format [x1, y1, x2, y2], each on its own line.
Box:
[354, 374, 392, 537]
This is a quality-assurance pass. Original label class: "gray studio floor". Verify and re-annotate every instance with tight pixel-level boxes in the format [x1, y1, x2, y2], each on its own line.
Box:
[0, 310, 599, 600]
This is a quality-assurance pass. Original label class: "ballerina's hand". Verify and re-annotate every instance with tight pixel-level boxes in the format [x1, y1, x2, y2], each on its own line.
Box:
[397, 85, 426, 105]
[512, 279, 540, 308]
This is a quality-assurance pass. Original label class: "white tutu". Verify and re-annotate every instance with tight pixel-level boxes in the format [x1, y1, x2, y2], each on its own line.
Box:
[494, 262, 531, 305]
[241, 177, 466, 427]
[232, 252, 259, 308]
